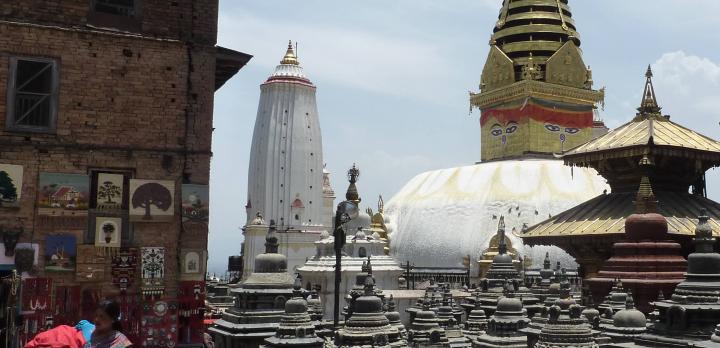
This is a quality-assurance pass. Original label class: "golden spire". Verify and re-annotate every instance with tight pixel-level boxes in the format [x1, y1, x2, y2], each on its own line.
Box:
[636, 65, 662, 118]
[634, 175, 658, 214]
[280, 40, 299, 65]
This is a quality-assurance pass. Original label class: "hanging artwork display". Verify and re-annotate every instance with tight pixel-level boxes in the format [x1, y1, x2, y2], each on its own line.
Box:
[130, 179, 175, 222]
[37, 173, 89, 216]
[0, 164, 23, 208]
[181, 184, 208, 222]
[94, 216, 122, 249]
[44, 234, 77, 272]
[112, 248, 138, 292]
[20, 278, 54, 344]
[140, 298, 178, 347]
[141, 247, 165, 297]
[180, 249, 205, 281]
[95, 173, 124, 210]
[53, 285, 81, 326]
[178, 281, 205, 344]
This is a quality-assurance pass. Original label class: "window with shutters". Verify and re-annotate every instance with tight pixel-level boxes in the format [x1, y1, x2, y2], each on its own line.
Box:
[6, 57, 59, 132]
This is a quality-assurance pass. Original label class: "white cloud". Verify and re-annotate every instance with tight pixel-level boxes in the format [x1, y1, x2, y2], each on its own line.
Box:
[651, 51, 720, 128]
[218, 13, 454, 103]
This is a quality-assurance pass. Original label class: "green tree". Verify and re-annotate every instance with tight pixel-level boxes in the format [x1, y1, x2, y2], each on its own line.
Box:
[0, 170, 18, 204]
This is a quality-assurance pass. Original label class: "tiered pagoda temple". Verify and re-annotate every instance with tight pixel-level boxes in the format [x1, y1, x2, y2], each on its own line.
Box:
[209, 221, 299, 348]
[522, 67, 720, 277]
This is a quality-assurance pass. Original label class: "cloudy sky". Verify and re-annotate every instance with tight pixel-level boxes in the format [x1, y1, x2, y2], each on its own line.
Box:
[207, 0, 720, 273]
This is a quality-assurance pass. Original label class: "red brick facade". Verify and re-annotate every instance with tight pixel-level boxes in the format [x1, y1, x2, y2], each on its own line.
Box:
[0, 1, 247, 346]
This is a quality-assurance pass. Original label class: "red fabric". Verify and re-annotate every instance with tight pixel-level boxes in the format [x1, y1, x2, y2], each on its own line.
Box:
[23, 325, 86, 348]
[480, 103, 593, 128]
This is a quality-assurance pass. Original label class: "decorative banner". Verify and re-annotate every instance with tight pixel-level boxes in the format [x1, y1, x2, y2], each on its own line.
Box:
[178, 281, 205, 344]
[180, 249, 206, 281]
[141, 298, 178, 347]
[130, 180, 175, 222]
[76, 263, 105, 282]
[96, 173, 124, 209]
[53, 285, 81, 326]
[112, 248, 138, 292]
[94, 216, 122, 249]
[44, 234, 77, 272]
[20, 278, 53, 343]
[37, 173, 89, 216]
[141, 247, 165, 297]
[0, 163, 23, 208]
[181, 184, 208, 222]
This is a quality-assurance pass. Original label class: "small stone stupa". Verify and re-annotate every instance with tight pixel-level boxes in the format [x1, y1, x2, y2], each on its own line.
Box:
[260, 276, 325, 348]
[210, 220, 299, 348]
[335, 276, 406, 347]
[473, 282, 530, 348]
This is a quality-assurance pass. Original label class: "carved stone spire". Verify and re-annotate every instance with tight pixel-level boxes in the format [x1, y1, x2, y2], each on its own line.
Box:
[497, 216, 507, 255]
[265, 220, 279, 253]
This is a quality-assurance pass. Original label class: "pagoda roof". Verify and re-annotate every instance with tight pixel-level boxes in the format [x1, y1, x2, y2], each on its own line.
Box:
[522, 191, 720, 241]
[563, 114, 720, 164]
[564, 65, 720, 165]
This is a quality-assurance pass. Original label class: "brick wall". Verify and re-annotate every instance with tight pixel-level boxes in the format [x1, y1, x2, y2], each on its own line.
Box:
[0, 0, 218, 331]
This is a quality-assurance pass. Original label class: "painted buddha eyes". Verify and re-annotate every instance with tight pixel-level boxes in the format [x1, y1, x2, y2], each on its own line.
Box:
[544, 123, 580, 134]
[491, 122, 518, 136]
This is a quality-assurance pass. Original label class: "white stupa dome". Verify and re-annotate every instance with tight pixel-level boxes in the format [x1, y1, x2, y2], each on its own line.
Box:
[385, 158, 608, 268]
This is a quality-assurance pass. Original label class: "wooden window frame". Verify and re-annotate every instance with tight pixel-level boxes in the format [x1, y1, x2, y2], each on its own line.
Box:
[6, 56, 59, 133]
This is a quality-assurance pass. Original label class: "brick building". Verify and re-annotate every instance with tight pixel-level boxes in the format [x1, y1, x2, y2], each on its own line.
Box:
[0, 1, 250, 347]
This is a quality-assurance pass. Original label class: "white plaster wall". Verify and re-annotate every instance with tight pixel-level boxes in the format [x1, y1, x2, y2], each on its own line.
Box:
[246, 69, 325, 230]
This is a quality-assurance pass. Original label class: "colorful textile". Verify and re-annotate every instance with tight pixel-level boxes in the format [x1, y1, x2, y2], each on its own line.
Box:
[23, 325, 86, 348]
[86, 330, 132, 348]
[74, 321, 95, 342]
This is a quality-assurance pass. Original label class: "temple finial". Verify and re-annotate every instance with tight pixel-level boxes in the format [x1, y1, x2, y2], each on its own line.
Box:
[280, 40, 299, 65]
[497, 215, 507, 255]
[636, 65, 662, 118]
[634, 175, 658, 214]
[345, 164, 361, 205]
[265, 220, 279, 253]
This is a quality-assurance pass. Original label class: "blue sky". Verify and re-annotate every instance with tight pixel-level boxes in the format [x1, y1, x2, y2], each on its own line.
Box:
[207, 0, 720, 274]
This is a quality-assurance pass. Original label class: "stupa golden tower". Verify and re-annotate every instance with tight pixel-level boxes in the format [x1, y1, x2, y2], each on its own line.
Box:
[471, 0, 605, 161]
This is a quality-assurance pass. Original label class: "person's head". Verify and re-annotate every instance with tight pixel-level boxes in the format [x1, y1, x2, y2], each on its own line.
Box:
[94, 299, 122, 334]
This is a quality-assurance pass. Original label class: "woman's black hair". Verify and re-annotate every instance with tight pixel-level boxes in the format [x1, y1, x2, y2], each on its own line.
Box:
[98, 299, 123, 332]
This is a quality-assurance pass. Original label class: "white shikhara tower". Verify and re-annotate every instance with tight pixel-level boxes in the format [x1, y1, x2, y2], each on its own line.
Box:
[247, 42, 325, 231]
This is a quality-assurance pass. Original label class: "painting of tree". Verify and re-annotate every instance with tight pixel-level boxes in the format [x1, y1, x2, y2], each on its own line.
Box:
[98, 181, 121, 204]
[0, 170, 18, 204]
[131, 182, 172, 220]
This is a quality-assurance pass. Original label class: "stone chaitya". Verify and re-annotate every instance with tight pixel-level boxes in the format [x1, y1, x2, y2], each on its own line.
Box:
[407, 302, 452, 348]
[472, 283, 530, 348]
[334, 276, 407, 347]
[586, 174, 687, 313]
[436, 287, 472, 347]
[260, 277, 325, 348]
[384, 295, 407, 340]
[534, 296, 598, 348]
[461, 297, 488, 341]
[529, 252, 558, 303]
[610, 211, 720, 347]
[597, 291, 646, 345]
[474, 217, 542, 318]
[210, 221, 298, 348]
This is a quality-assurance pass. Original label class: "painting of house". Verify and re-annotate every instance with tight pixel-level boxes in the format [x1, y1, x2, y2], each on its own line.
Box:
[37, 173, 89, 216]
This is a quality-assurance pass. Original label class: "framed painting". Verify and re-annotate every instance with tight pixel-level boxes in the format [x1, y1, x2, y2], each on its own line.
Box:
[0, 164, 23, 208]
[129, 179, 175, 222]
[181, 184, 208, 222]
[37, 173, 90, 216]
[95, 173, 124, 210]
[180, 249, 206, 280]
[44, 234, 77, 272]
[94, 216, 122, 248]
